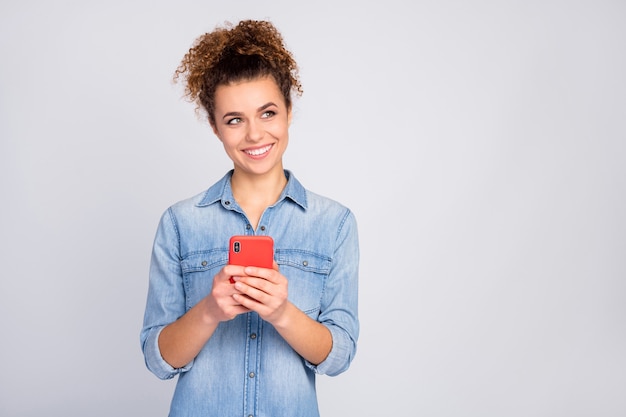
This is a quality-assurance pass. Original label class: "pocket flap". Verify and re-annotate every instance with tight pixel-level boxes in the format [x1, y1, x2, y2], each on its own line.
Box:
[275, 249, 331, 274]
[181, 250, 228, 273]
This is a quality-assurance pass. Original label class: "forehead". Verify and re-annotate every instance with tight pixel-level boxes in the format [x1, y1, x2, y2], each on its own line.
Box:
[214, 76, 285, 111]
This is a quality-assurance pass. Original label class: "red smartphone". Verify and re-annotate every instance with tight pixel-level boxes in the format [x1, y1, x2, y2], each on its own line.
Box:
[228, 235, 274, 283]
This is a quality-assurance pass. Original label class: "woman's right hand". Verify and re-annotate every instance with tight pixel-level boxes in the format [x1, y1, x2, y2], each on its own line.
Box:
[200, 264, 252, 323]
[158, 264, 251, 368]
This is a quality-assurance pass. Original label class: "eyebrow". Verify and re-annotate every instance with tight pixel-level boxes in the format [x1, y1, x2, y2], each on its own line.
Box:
[258, 102, 278, 112]
[221, 102, 279, 121]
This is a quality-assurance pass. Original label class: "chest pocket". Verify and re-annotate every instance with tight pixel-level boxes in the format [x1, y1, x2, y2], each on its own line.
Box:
[180, 250, 228, 310]
[276, 249, 331, 318]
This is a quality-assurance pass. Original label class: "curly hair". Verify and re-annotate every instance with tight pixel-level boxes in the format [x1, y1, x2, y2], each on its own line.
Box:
[174, 19, 303, 126]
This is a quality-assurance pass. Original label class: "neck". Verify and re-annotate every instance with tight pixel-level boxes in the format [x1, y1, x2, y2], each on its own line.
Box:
[231, 167, 288, 209]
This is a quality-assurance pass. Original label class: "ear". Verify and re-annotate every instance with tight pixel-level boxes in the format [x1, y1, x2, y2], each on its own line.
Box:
[209, 119, 222, 141]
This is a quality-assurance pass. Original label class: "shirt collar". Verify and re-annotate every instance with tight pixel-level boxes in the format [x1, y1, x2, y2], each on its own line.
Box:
[196, 169, 308, 210]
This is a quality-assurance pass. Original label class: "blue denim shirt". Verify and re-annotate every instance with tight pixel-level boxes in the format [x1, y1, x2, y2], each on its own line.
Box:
[140, 170, 359, 417]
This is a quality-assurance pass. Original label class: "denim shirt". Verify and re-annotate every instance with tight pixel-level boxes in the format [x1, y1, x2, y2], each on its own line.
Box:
[140, 170, 359, 417]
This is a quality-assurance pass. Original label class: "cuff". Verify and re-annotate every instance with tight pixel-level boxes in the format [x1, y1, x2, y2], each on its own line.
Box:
[143, 326, 193, 380]
[305, 325, 353, 376]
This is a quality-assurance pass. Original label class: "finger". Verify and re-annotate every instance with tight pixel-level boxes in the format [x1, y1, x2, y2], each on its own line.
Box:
[234, 280, 270, 304]
[230, 275, 254, 286]
[229, 300, 251, 312]
[223, 264, 247, 278]
[223, 264, 249, 284]
[243, 266, 276, 282]
[232, 293, 263, 312]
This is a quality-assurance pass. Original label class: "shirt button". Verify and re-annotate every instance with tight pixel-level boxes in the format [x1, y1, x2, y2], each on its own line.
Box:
[260, 226, 266, 231]
[201, 261, 207, 266]
[246, 224, 251, 230]
[224, 201, 231, 206]
[250, 333, 257, 339]
[249, 372, 255, 378]
[302, 260, 308, 267]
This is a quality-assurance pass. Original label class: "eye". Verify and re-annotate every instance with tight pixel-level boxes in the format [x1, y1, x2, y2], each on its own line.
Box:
[261, 110, 276, 119]
[227, 117, 242, 125]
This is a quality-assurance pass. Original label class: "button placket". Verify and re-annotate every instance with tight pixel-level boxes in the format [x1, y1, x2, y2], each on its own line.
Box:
[245, 313, 261, 416]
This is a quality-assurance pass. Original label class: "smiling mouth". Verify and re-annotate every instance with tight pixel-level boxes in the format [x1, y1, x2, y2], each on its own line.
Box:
[244, 144, 273, 156]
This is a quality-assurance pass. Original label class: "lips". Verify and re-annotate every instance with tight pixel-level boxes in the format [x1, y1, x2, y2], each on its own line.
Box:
[244, 144, 273, 157]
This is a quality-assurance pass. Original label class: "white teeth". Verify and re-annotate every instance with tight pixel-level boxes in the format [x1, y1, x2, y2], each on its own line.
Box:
[246, 144, 272, 156]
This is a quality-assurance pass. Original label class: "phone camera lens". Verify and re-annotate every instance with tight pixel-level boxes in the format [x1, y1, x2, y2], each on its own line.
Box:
[234, 241, 240, 253]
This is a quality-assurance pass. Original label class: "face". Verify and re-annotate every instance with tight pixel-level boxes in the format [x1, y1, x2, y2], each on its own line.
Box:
[211, 76, 292, 178]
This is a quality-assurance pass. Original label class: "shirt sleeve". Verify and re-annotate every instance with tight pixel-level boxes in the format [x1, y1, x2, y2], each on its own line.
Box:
[307, 209, 360, 376]
[140, 207, 193, 380]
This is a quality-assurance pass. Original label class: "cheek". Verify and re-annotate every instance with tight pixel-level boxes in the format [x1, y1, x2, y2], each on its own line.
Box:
[270, 123, 290, 142]
[218, 131, 239, 148]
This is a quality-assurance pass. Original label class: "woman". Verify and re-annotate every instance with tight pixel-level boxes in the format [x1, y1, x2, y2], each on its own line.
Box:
[140, 19, 359, 417]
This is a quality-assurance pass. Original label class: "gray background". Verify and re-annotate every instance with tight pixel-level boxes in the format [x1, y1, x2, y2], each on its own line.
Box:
[1, 1, 625, 416]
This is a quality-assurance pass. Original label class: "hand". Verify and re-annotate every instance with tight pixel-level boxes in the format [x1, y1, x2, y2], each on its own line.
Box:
[199, 264, 252, 323]
[231, 261, 289, 325]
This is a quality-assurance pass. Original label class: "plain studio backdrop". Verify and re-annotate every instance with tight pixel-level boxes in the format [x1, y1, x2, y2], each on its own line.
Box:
[1, 1, 625, 416]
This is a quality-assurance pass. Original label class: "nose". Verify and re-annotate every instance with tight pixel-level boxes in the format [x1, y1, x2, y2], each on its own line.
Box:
[246, 119, 264, 142]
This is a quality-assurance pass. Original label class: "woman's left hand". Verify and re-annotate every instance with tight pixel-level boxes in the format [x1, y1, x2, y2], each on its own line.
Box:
[231, 261, 289, 325]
